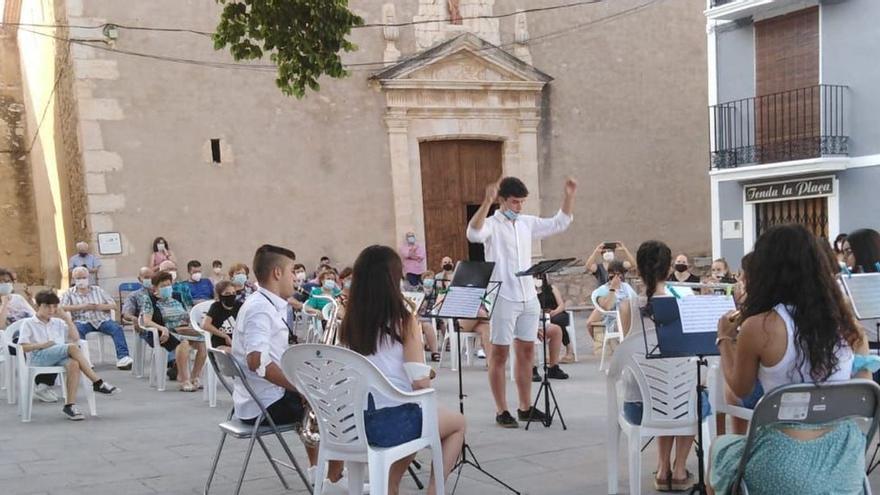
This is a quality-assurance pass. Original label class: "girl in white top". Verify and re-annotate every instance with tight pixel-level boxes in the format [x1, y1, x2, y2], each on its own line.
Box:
[338, 245, 465, 495]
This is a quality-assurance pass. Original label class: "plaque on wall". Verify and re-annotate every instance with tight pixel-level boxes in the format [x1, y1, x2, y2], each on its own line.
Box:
[744, 176, 834, 204]
[97, 232, 123, 255]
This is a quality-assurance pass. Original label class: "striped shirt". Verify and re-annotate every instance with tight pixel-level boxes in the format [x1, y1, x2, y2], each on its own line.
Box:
[60, 286, 115, 327]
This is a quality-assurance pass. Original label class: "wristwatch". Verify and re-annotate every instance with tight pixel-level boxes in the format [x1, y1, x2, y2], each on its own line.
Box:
[715, 336, 736, 347]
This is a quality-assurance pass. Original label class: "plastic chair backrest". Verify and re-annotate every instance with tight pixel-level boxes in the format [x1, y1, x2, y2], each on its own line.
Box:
[733, 379, 880, 490]
[624, 351, 698, 429]
[281, 344, 408, 454]
[3, 319, 26, 352]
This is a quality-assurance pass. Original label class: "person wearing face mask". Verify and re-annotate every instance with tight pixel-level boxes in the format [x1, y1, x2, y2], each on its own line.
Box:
[68, 241, 102, 286]
[584, 241, 637, 286]
[210, 260, 225, 284]
[667, 253, 700, 285]
[60, 266, 133, 370]
[304, 270, 342, 316]
[122, 267, 154, 326]
[186, 260, 215, 304]
[0, 267, 35, 329]
[229, 263, 258, 304]
[158, 260, 193, 309]
[467, 175, 577, 428]
[399, 231, 427, 289]
[149, 236, 176, 271]
[202, 281, 241, 349]
[435, 256, 455, 292]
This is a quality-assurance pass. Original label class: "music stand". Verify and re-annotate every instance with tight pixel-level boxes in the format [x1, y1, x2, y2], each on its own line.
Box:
[434, 261, 520, 495]
[515, 258, 577, 430]
[840, 273, 880, 472]
[643, 294, 734, 495]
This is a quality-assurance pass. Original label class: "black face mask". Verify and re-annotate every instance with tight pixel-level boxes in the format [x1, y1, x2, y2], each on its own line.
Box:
[674, 264, 689, 273]
[442, 263, 454, 271]
[221, 294, 237, 307]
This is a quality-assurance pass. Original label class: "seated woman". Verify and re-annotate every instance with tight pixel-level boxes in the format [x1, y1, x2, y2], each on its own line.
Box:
[304, 269, 342, 317]
[418, 271, 441, 362]
[708, 224, 869, 495]
[228, 263, 257, 303]
[533, 276, 568, 381]
[591, 261, 637, 339]
[202, 281, 241, 349]
[142, 271, 207, 392]
[842, 228, 880, 343]
[338, 245, 465, 495]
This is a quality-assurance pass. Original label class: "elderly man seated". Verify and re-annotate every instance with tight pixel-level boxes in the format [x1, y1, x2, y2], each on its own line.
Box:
[61, 266, 133, 370]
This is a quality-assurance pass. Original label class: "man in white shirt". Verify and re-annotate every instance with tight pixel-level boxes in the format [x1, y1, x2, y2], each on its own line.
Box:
[231, 244, 348, 491]
[467, 176, 577, 428]
[18, 290, 118, 420]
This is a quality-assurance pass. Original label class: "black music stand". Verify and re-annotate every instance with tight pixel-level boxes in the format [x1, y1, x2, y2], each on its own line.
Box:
[515, 258, 577, 430]
[643, 295, 733, 495]
[435, 261, 520, 495]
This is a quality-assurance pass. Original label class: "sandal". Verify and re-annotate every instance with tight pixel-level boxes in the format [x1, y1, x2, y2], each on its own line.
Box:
[192, 378, 204, 390]
[669, 470, 693, 492]
[652, 472, 672, 492]
[180, 381, 196, 392]
[431, 352, 441, 362]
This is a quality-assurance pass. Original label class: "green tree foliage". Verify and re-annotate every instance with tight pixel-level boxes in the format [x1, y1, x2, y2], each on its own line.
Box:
[213, 0, 364, 98]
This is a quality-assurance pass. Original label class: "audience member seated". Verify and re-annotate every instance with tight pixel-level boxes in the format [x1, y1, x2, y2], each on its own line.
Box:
[304, 269, 342, 317]
[149, 236, 176, 271]
[68, 241, 101, 286]
[338, 245, 465, 495]
[702, 258, 738, 295]
[842, 228, 880, 344]
[157, 260, 194, 309]
[202, 281, 240, 349]
[309, 256, 333, 282]
[210, 259, 225, 284]
[186, 260, 215, 304]
[121, 267, 153, 325]
[418, 271, 440, 362]
[61, 267, 133, 370]
[230, 244, 347, 489]
[229, 263, 257, 303]
[591, 261, 637, 339]
[584, 241, 637, 339]
[536, 273, 575, 364]
[667, 253, 701, 285]
[18, 290, 118, 421]
[0, 267, 35, 329]
[399, 231, 427, 289]
[533, 276, 569, 379]
[708, 224, 869, 495]
[435, 256, 455, 292]
[141, 271, 205, 392]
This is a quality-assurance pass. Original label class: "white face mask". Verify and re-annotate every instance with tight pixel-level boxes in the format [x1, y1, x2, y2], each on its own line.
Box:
[213, 267, 222, 275]
[0, 283, 12, 295]
[169, 270, 178, 282]
[602, 251, 615, 262]
[75, 278, 89, 288]
[295, 272, 306, 282]
[157, 243, 166, 251]
[534, 278, 543, 288]
[191, 272, 203, 282]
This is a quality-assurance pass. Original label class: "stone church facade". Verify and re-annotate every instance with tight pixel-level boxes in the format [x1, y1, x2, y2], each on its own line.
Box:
[3, 0, 709, 294]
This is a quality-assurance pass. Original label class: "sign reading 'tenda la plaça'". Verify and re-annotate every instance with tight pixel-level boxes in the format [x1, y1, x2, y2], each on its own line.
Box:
[744, 176, 834, 204]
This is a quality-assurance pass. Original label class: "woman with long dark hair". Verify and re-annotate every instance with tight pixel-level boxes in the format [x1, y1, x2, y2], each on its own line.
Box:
[709, 224, 869, 495]
[843, 228, 880, 273]
[338, 245, 464, 495]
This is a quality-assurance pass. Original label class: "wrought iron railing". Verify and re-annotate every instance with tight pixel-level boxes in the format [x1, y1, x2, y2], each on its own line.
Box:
[709, 84, 848, 169]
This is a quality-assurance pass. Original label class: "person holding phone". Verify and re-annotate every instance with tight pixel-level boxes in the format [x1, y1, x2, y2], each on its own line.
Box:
[149, 236, 176, 271]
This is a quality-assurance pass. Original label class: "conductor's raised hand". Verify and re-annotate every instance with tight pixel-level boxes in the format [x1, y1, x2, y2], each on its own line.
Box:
[484, 178, 500, 204]
[564, 177, 578, 196]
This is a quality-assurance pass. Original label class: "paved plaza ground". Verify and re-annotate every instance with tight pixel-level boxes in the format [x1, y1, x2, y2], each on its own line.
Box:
[2, 330, 879, 495]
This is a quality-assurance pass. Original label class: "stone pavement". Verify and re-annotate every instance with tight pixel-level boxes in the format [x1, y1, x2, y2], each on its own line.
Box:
[1, 332, 878, 495]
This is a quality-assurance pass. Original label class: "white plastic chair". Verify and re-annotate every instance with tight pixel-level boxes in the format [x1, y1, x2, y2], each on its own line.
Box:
[136, 314, 170, 391]
[84, 310, 119, 364]
[190, 300, 218, 407]
[2, 321, 25, 404]
[606, 330, 711, 495]
[706, 356, 752, 440]
[438, 318, 479, 371]
[592, 291, 630, 371]
[281, 344, 445, 495]
[565, 310, 578, 362]
[13, 333, 96, 422]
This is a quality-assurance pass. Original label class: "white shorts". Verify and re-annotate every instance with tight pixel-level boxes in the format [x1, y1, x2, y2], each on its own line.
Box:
[489, 297, 541, 346]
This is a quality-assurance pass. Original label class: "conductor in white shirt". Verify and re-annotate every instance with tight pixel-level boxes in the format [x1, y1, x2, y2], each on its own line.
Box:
[466, 176, 577, 428]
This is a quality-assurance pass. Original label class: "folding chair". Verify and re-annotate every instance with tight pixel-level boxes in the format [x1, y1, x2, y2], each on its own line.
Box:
[732, 379, 880, 495]
[204, 348, 309, 495]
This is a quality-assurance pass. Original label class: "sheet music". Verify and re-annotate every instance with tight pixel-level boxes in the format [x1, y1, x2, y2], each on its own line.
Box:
[677, 295, 735, 334]
[842, 274, 880, 320]
[436, 286, 485, 318]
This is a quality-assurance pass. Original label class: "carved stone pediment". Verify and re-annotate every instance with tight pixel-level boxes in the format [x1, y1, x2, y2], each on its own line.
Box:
[404, 50, 519, 82]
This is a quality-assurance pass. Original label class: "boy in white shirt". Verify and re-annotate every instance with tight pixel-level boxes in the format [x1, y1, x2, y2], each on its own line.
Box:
[17, 290, 119, 420]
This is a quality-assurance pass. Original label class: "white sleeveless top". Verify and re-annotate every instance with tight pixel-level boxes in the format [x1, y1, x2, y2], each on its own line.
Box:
[366, 335, 412, 409]
[757, 304, 854, 393]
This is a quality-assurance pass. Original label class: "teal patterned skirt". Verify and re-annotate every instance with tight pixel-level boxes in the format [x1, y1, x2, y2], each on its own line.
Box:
[709, 420, 866, 495]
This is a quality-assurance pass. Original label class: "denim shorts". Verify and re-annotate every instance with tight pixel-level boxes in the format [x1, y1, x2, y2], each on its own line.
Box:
[737, 381, 764, 410]
[624, 390, 712, 425]
[30, 343, 70, 367]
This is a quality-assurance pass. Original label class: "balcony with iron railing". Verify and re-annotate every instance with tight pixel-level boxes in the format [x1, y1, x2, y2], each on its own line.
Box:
[709, 84, 848, 170]
[706, 0, 813, 21]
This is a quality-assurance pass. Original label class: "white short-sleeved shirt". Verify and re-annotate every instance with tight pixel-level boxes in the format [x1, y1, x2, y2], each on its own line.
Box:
[231, 287, 292, 420]
[3, 294, 35, 325]
[466, 209, 573, 303]
[17, 316, 69, 346]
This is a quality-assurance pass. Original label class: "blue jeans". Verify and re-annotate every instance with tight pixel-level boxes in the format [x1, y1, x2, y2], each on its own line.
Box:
[76, 320, 130, 359]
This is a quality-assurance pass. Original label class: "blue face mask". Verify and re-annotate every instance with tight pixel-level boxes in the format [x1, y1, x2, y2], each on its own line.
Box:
[158, 286, 173, 300]
[502, 209, 518, 221]
[323, 280, 337, 291]
[423, 279, 435, 288]
[232, 273, 248, 286]
[141, 279, 152, 289]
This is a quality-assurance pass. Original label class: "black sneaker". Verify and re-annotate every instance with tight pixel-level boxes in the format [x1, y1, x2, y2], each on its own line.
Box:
[62, 404, 85, 421]
[531, 366, 542, 383]
[167, 361, 178, 381]
[517, 406, 547, 422]
[93, 380, 119, 394]
[495, 410, 519, 428]
[546, 365, 570, 380]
